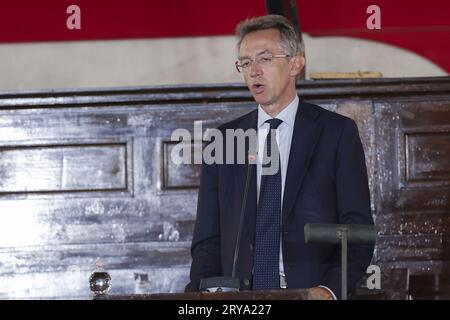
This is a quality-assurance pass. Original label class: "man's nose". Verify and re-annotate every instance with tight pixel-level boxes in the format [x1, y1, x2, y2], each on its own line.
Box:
[249, 61, 263, 77]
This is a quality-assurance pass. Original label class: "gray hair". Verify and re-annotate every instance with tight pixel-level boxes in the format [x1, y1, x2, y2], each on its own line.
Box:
[235, 15, 305, 58]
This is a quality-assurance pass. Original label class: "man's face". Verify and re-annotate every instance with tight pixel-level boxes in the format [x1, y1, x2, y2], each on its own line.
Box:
[238, 28, 302, 108]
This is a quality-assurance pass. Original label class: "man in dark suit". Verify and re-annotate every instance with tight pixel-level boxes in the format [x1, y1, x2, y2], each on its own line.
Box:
[186, 15, 374, 299]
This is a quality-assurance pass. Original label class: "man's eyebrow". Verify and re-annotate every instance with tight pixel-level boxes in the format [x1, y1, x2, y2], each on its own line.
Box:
[239, 50, 271, 60]
[256, 50, 271, 56]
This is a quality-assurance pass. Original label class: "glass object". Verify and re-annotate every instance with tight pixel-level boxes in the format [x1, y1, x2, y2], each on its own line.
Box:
[89, 261, 111, 298]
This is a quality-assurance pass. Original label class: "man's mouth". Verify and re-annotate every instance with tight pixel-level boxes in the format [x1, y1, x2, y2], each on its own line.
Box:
[252, 83, 265, 94]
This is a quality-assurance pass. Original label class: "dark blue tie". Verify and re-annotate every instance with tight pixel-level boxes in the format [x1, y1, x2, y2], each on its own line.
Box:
[253, 118, 283, 290]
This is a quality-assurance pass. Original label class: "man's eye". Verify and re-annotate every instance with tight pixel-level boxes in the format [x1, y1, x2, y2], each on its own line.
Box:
[259, 57, 272, 63]
[241, 61, 251, 68]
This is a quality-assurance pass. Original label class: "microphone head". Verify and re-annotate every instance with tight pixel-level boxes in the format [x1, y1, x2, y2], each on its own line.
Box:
[248, 153, 257, 164]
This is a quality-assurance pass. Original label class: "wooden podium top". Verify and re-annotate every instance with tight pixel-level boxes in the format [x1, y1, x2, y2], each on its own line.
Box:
[102, 289, 310, 300]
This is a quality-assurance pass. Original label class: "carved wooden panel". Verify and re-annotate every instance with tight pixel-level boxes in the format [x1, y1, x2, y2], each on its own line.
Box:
[0, 143, 128, 194]
[405, 133, 450, 183]
[162, 141, 202, 189]
[374, 99, 450, 281]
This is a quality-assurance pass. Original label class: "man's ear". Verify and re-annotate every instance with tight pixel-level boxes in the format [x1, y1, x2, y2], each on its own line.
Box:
[290, 55, 305, 77]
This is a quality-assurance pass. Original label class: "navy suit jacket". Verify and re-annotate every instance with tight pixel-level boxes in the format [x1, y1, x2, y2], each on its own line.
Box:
[186, 100, 374, 298]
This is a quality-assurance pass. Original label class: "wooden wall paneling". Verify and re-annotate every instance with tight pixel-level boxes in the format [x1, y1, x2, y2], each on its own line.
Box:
[0, 77, 449, 298]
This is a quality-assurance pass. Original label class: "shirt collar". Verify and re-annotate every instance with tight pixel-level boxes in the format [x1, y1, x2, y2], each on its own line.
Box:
[257, 95, 299, 129]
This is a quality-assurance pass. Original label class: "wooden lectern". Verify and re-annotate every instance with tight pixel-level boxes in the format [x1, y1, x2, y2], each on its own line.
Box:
[89, 265, 310, 300]
[96, 289, 310, 300]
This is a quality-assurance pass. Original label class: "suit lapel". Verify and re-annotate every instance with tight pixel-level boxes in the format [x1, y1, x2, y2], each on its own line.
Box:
[282, 101, 323, 226]
[231, 110, 258, 237]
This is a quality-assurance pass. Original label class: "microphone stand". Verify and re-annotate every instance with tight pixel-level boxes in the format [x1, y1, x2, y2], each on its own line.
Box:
[199, 152, 256, 293]
[232, 153, 255, 279]
[304, 223, 376, 299]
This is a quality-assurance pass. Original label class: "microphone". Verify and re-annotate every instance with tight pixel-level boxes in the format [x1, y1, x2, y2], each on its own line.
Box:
[199, 151, 256, 293]
[304, 223, 376, 245]
[232, 151, 256, 278]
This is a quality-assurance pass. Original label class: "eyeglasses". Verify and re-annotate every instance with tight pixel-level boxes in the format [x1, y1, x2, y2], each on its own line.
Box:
[235, 53, 291, 73]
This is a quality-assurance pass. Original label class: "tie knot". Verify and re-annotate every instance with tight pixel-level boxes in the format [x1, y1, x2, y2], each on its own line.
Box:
[266, 118, 283, 130]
